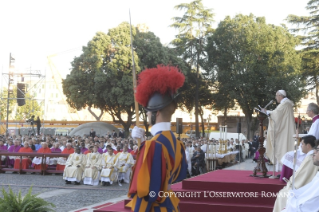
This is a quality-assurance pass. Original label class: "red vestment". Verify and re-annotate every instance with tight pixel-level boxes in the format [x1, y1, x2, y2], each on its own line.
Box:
[83, 150, 91, 155]
[56, 148, 74, 171]
[14, 147, 33, 169]
[33, 147, 52, 170]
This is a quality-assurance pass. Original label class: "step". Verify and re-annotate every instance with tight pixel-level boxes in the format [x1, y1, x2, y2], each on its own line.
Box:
[172, 187, 277, 206]
[182, 170, 284, 192]
[179, 200, 273, 212]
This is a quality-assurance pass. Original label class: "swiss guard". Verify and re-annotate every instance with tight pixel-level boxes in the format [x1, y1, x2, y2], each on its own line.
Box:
[127, 65, 188, 212]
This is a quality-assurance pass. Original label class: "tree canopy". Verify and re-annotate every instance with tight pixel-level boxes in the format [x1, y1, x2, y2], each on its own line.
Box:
[0, 87, 42, 121]
[287, 0, 319, 104]
[170, 0, 215, 137]
[63, 22, 187, 135]
[206, 14, 305, 138]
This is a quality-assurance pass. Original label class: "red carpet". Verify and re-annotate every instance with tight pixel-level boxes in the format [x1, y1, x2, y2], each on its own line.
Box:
[94, 170, 284, 212]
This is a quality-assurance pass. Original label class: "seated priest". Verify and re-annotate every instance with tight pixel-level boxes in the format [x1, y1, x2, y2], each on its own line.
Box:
[115, 144, 135, 183]
[282, 139, 319, 212]
[280, 103, 319, 182]
[83, 146, 102, 186]
[56, 143, 74, 171]
[0, 139, 7, 164]
[6, 139, 21, 168]
[80, 141, 88, 154]
[32, 142, 51, 171]
[63, 147, 86, 185]
[191, 146, 206, 176]
[273, 135, 318, 212]
[101, 147, 118, 186]
[49, 142, 61, 167]
[13, 141, 33, 172]
[84, 145, 94, 155]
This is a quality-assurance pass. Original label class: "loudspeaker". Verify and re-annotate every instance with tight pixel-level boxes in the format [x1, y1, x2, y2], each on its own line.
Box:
[17, 83, 26, 106]
[237, 122, 241, 133]
[176, 118, 183, 134]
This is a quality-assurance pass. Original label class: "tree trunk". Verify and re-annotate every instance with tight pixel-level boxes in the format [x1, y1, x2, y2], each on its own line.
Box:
[200, 112, 205, 138]
[88, 107, 103, 121]
[223, 108, 228, 125]
[315, 77, 319, 105]
[194, 38, 201, 138]
[245, 113, 253, 140]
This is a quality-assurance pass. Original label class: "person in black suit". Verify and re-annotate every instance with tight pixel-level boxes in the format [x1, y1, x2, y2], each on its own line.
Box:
[35, 116, 41, 135]
[112, 130, 117, 138]
[119, 130, 124, 138]
[89, 129, 96, 138]
[191, 146, 206, 176]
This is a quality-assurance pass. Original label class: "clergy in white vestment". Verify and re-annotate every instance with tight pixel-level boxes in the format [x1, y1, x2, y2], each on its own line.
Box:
[115, 145, 135, 184]
[273, 135, 318, 212]
[200, 140, 208, 153]
[63, 147, 86, 185]
[262, 90, 295, 171]
[83, 146, 102, 186]
[100, 147, 118, 186]
[282, 140, 319, 212]
[280, 103, 319, 182]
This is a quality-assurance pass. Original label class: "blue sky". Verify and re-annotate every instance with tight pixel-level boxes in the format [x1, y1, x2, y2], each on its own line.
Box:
[0, 0, 310, 78]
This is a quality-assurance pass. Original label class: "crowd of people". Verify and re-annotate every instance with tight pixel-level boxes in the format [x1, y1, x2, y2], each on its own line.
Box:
[0, 130, 138, 186]
[0, 127, 259, 184]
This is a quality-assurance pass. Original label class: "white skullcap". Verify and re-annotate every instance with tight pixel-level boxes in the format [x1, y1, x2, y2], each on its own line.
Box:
[277, 90, 286, 97]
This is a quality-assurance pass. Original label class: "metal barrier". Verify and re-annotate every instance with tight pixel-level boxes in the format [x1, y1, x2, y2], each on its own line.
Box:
[0, 152, 70, 175]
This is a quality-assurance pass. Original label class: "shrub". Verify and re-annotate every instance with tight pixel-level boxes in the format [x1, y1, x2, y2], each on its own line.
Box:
[0, 186, 55, 212]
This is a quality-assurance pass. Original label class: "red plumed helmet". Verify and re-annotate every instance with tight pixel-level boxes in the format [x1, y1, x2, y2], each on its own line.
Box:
[135, 65, 185, 111]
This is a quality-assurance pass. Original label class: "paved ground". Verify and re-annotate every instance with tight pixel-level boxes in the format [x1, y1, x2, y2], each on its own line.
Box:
[0, 172, 129, 212]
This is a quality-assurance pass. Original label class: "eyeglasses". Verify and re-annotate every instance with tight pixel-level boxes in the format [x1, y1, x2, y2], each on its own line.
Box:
[313, 148, 319, 153]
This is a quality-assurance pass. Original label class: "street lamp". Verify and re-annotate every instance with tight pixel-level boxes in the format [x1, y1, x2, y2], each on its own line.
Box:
[6, 53, 15, 135]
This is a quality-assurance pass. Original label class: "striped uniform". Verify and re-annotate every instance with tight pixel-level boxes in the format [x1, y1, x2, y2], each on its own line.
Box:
[127, 130, 187, 212]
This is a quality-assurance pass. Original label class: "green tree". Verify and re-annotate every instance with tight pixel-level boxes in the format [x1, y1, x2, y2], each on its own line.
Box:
[178, 68, 214, 136]
[133, 30, 188, 134]
[300, 50, 319, 104]
[63, 23, 187, 136]
[0, 87, 42, 121]
[211, 83, 236, 125]
[63, 22, 140, 135]
[287, 0, 319, 104]
[170, 0, 214, 138]
[206, 14, 305, 139]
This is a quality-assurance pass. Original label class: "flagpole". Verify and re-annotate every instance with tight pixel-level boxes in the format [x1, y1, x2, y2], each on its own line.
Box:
[129, 9, 141, 148]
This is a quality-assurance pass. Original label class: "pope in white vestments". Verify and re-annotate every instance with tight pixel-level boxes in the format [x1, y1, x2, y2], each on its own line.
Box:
[282, 141, 319, 212]
[263, 90, 295, 171]
[100, 148, 118, 186]
[116, 145, 135, 183]
[63, 147, 86, 185]
[273, 135, 318, 212]
[83, 146, 102, 186]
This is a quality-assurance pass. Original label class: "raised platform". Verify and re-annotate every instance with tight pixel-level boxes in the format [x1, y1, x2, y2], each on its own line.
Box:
[94, 170, 284, 212]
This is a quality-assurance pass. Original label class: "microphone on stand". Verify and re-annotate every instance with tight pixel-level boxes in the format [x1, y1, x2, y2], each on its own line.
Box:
[264, 100, 274, 109]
